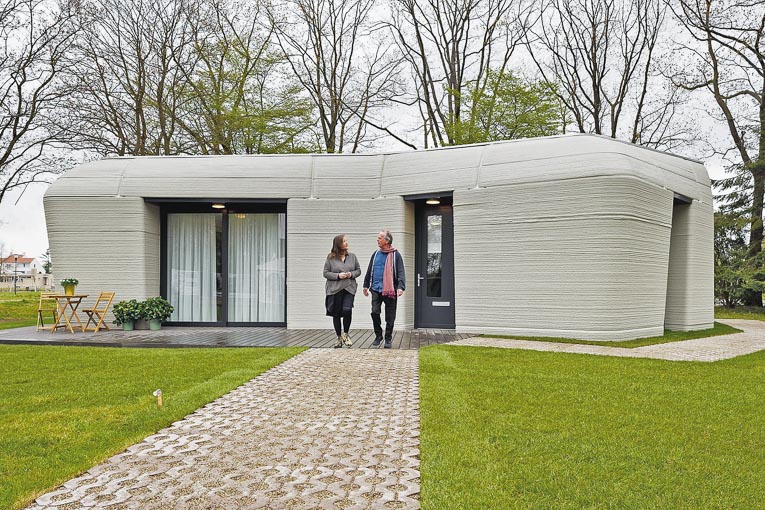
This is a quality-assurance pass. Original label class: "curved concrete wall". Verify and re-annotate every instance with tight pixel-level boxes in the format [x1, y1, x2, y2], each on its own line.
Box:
[44, 196, 160, 304]
[453, 176, 675, 340]
[44, 134, 713, 339]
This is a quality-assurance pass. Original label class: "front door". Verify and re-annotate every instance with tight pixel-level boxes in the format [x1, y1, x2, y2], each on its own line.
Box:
[415, 200, 455, 328]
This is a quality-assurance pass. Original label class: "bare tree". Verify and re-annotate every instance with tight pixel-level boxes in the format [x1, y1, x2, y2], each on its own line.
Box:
[668, 0, 765, 304]
[177, 0, 316, 154]
[528, 0, 686, 149]
[387, 0, 535, 147]
[57, 0, 194, 156]
[58, 0, 319, 156]
[270, 0, 408, 153]
[0, 0, 80, 204]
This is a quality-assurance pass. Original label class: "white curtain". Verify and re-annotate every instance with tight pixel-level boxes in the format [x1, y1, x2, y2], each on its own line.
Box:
[228, 213, 286, 322]
[167, 214, 218, 322]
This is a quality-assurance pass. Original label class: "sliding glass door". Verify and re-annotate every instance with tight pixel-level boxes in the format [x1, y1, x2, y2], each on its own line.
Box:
[162, 204, 286, 325]
[228, 213, 286, 322]
[166, 213, 222, 322]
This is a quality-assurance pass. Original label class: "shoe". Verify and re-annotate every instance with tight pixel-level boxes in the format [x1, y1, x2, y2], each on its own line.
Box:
[384, 340, 392, 349]
[342, 332, 353, 347]
[334, 335, 343, 348]
[372, 337, 382, 347]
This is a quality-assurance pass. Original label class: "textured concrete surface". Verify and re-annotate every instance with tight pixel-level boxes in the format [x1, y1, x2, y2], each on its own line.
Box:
[287, 197, 415, 330]
[26, 349, 420, 510]
[454, 176, 683, 340]
[449, 319, 765, 362]
[47, 134, 712, 338]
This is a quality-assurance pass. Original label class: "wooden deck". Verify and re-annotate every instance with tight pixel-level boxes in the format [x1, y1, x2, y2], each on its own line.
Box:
[0, 326, 475, 349]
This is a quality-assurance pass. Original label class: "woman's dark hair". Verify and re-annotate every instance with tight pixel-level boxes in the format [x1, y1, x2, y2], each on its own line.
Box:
[329, 234, 347, 258]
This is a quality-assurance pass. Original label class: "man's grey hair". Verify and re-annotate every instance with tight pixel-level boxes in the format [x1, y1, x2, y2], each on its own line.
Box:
[381, 229, 393, 245]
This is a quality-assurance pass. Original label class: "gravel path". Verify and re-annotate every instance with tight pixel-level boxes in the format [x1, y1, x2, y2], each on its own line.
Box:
[26, 349, 420, 510]
[449, 319, 765, 362]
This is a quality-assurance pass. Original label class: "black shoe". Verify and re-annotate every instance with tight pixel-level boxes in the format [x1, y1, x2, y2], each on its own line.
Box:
[384, 340, 392, 349]
[372, 337, 382, 347]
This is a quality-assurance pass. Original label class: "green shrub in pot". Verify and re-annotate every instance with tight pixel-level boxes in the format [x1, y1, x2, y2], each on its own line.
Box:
[112, 299, 142, 330]
[140, 297, 174, 330]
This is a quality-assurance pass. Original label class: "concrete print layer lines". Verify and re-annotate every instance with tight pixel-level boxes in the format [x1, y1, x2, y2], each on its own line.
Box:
[449, 319, 765, 362]
[26, 349, 420, 510]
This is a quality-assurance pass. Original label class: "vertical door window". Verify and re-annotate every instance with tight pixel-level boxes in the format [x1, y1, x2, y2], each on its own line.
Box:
[227, 213, 286, 322]
[427, 214, 442, 297]
[166, 213, 222, 322]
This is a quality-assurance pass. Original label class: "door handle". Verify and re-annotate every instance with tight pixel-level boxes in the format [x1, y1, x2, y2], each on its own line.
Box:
[417, 274, 425, 287]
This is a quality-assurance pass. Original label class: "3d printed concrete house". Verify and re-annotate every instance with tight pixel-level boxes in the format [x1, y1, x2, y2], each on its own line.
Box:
[44, 134, 713, 340]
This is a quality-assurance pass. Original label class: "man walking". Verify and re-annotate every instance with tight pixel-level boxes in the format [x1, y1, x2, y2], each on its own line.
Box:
[363, 229, 405, 348]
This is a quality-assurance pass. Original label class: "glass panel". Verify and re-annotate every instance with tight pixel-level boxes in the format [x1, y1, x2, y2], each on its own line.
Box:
[427, 214, 442, 297]
[227, 213, 286, 322]
[167, 213, 221, 322]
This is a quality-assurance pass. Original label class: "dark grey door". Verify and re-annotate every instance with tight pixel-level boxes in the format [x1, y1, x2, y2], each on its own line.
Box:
[415, 202, 455, 328]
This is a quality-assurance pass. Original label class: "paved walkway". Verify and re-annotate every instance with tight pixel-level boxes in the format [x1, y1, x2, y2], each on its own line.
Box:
[27, 349, 420, 510]
[450, 319, 765, 362]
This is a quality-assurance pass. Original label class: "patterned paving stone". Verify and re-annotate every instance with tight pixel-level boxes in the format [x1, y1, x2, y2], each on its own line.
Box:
[449, 319, 765, 362]
[26, 349, 420, 510]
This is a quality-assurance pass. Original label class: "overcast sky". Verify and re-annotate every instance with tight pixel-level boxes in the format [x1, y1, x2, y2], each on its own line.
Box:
[0, 149, 729, 264]
[0, 183, 50, 260]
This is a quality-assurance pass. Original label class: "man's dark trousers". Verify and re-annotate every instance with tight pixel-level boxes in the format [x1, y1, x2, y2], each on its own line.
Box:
[370, 290, 397, 342]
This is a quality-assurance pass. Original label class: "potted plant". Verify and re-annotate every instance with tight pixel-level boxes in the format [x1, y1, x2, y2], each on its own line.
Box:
[60, 278, 79, 296]
[140, 297, 174, 330]
[112, 299, 142, 331]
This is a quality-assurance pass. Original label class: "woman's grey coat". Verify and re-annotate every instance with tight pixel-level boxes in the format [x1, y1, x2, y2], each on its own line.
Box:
[323, 252, 361, 295]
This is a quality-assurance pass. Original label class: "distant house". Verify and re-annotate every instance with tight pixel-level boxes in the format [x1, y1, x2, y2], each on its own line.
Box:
[0, 254, 52, 291]
[1, 254, 39, 274]
[43, 134, 713, 340]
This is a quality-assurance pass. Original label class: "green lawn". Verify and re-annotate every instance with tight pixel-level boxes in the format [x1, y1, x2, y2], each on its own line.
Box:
[0, 345, 305, 510]
[420, 345, 765, 509]
[481, 321, 741, 348]
[0, 291, 40, 329]
[715, 305, 765, 321]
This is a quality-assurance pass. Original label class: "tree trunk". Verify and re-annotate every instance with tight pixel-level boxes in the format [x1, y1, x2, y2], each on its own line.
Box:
[742, 164, 765, 306]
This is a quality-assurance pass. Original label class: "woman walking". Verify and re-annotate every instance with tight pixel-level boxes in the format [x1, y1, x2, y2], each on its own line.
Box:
[323, 234, 361, 348]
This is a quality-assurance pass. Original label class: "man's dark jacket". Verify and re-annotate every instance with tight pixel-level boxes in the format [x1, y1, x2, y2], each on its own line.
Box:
[363, 250, 406, 293]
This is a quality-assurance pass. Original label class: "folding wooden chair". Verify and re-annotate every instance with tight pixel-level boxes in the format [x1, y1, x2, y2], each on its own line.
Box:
[36, 292, 59, 332]
[83, 292, 115, 332]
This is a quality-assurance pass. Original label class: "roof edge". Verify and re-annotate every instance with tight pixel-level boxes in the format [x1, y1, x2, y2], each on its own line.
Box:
[97, 133, 704, 166]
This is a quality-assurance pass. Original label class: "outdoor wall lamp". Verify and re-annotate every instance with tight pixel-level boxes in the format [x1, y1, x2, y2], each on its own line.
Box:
[211, 203, 225, 209]
[426, 198, 441, 205]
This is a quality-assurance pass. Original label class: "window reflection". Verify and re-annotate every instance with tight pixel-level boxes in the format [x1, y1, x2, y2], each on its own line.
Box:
[427, 214, 442, 297]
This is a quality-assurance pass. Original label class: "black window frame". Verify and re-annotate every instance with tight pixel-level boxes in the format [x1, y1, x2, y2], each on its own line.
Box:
[156, 199, 288, 327]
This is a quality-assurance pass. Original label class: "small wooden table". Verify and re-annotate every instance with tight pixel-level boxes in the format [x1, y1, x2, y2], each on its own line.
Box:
[46, 294, 88, 333]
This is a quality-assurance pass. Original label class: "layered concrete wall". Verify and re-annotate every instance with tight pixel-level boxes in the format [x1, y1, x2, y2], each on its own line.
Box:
[664, 201, 715, 330]
[43, 134, 714, 339]
[44, 195, 160, 306]
[287, 197, 414, 330]
[453, 176, 675, 340]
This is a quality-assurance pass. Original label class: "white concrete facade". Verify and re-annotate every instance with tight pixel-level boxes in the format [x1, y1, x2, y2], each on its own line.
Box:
[44, 134, 713, 340]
